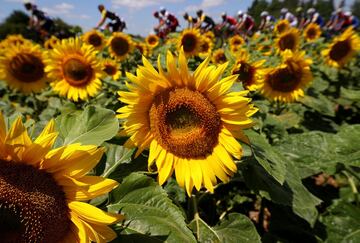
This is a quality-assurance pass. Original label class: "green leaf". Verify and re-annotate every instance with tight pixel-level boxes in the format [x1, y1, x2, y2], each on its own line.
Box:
[55, 106, 119, 146]
[319, 200, 360, 243]
[108, 173, 197, 243]
[189, 213, 261, 243]
[340, 87, 360, 102]
[101, 143, 134, 178]
[245, 130, 286, 185]
[300, 94, 335, 117]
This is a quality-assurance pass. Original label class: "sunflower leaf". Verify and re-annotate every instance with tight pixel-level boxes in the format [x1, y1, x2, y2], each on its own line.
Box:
[189, 213, 261, 243]
[108, 173, 197, 243]
[55, 106, 119, 146]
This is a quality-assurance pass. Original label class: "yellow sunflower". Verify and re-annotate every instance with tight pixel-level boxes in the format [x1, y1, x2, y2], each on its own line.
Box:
[0, 43, 48, 93]
[108, 32, 134, 61]
[178, 28, 202, 57]
[231, 50, 266, 91]
[274, 19, 291, 35]
[102, 59, 121, 80]
[0, 114, 124, 242]
[212, 49, 227, 65]
[4, 34, 31, 46]
[44, 35, 60, 49]
[145, 34, 160, 49]
[117, 50, 257, 196]
[82, 29, 106, 51]
[228, 35, 245, 48]
[134, 41, 149, 56]
[257, 43, 273, 56]
[322, 27, 360, 68]
[259, 50, 313, 102]
[204, 31, 215, 41]
[45, 37, 103, 101]
[198, 37, 214, 59]
[276, 28, 300, 53]
[303, 23, 322, 42]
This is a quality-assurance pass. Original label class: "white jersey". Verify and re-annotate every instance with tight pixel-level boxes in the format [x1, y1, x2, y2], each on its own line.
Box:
[284, 12, 298, 27]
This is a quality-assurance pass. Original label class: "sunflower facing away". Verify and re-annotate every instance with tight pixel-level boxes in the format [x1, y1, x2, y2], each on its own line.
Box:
[45, 37, 104, 101]
[0, 43, 48, 93]
[108, 32, 134, 61]
[117, 50, 257, 196]
[102, 58, 121, 80]
[303, 23, 322, 42]
[82, 30, 106, 51]
[212, 48, 227, 65]
[274, 19, 291, 35]
[178, 28, 202, 57]
[44, 35, 60, 49]
[145, 34, 160, 49]
[0, 114, 124, 242]
[198, 37, 214, 59]
[322, 27, 360, 68]
[276, 28, 300, 53]
[259, 50, 313, 102]
[231, 50, 266, 91]
[228, 35, 245, 48]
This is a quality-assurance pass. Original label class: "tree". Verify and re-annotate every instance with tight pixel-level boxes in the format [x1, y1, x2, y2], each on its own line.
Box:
[352, 0, 360, 17]
[247, 0, 269, 25]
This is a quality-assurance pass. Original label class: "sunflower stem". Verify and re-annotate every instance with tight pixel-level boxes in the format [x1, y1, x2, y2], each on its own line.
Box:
[191, 194, 200, 241]
[342, 171, 359, 206]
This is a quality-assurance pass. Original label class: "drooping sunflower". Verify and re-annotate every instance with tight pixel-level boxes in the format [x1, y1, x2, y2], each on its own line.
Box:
[0, 43, 48, 93]
[117, 50, 257, 196]
[303, 23, 322, 42]
[259, 50, 313, 102]
[134, 41, 149, 56]
[145, 34, 160, 49]
[45, 37, 103, 101]
[108, 32, 134, 61]
[44, 35, 60, 49]
[322, 27, 360, 68]
[228, 35, 245, 48]
[177, 28, 202, 57]
[274, 19, 291, 35]
[212, 48, 227, 65]
[198, 37, 213, 59]
[82, 29, 106, 51]
[231, 50, 266, 91]
[276, 28, 300, 53]
[102, 59, 121, 80]
[0, 114, 124, 242]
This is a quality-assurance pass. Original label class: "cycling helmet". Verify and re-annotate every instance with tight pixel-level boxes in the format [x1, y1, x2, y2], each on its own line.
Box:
[280, 8, 288, 14]
[345, 11, 352, 17]
[307, 8, 315, 15]
[237, 10, 243, 17]
[260, 11, 268, 17]
[196, 9, 203, 16]
[221, 12, 227, 18]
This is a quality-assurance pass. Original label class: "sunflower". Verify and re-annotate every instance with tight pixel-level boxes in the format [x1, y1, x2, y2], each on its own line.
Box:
[145, 34, 160, 49]
[198, 37, 213, 59]
[117, 50, 257, 196]
[0, 114, 124, 242]
[212, 49, 227, 65]
[82, 29, 106, 51]
[178, 28, 202, 57]
[4, 34, 31, 46]
[45, 37, 103, 101]
[231, 50, 266, 91]
[0, 43, 48, 93]
[230, 45, 244, 57]
[44, 36, 60, 49]
[303, 23, 321, 42]
[274, 20, 291, 35]
[108, 32, 134, 61]
[322, 27, 360, 68]
[228, 35, 245, 48]
[259, 50, 313, 102]
[134, 41, 149, 56]
[102, 59, 121, 80]
[276, 28, 300, 53]
[204, 31, 215, 41]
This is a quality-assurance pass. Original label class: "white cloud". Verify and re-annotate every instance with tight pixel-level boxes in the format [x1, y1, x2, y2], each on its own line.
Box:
[42, 3, 74, 15]
[185, 0, 225, 12]
[111, 0, 184, 9]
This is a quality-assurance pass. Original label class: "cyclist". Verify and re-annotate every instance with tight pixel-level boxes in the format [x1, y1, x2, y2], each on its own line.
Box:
[295, 7, 306, 29]
[195, 10, 216, 32]
[24, 2, 54, 38]
[153, 11, 166, 38]
[344, 11, 360, 29]
[217, 12, 238, 33]
[160, 8, 179, 33]
[183, 12, 197, 28]
[236, 11, 255, 35]
[280, 8, 298, 27]
[95, 5, 123, 32]
[258, 11, 276, 31]
[304, 8, 324, 27]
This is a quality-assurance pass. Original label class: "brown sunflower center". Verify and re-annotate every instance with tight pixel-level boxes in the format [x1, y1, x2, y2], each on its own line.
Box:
[277, 23, 288, 34]
[104, 64, 117, 76]
[111, 37, 130, 56]
[200, 41, 210, 52]
[148, 36, 157, 45]
[279, 33, 297, 51]
[234, 62, 255, 87]
[232, 38, 243, 46]
[0, 160, 69, 243]
[306, 28, 317, 39]
[63, 58, 93, 86]
[268, 67, 300, 92]
[215, 52, 227, 64]
[9, 53, 45, 83]
[149, 88, 221, 159]
[182, 33, 197, 53]
[88, 33, 103, 47]
[329, 40, 351, 61]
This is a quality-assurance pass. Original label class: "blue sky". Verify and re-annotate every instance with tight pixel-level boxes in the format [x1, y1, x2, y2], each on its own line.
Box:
[0, 0, 253, 35]
[0, 0, 355, 35]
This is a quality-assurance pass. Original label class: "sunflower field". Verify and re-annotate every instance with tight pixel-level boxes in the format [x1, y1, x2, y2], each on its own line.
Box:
[0, 23, 360, 243]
